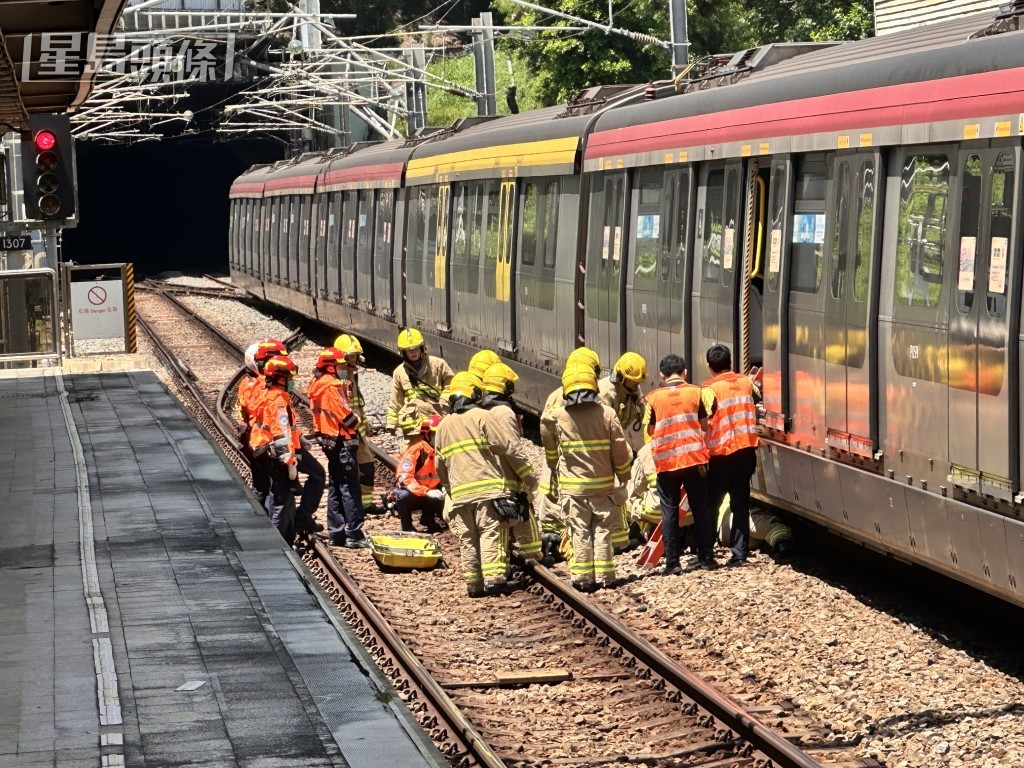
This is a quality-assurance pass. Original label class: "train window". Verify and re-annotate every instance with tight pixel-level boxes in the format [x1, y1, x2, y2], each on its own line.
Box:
[675, 169, 690, 283]
[895, 154, 949, 309]
[634, 169, 661, 293]
[790, 154, 828, 294]
[357, 190, 372, 275]
[542, 181, 559, 269]
[484, 183, 500, 299]
[374, 189, 393, 282]
[767, 162, 787, 293]
[703, 169, 724, 283]
[853, 162, 874, 303]
[452, 183, 479, 296]
[722, 168, 739, 286]
[408, 187, 429, 287]
[830, 161, 851, 299]
[661, 175, 675, 281]
[470, 182, 484, 287]
[521, 182, 539, 267]
[957, 155, 983, 314]
[987, 152, 1015, 317]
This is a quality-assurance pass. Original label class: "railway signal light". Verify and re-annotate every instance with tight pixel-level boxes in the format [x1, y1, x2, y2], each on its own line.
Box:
[22, 115, 76, 222]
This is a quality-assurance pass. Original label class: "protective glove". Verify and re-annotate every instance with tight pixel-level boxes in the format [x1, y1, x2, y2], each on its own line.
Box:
[426, 489, 445, 501]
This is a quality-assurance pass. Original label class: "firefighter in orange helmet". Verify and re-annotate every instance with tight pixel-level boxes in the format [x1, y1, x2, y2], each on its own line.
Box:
[249, 355, 301, 543]
[308, 347, 369, 548]
[702, 344, 760, 566]
[391, 416, 445, 532]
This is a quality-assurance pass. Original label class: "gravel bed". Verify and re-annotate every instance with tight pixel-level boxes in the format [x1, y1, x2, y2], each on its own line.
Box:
[73, 338, 129, 355]
[175, 296, 295, 349]
[156, 273, 230, 288]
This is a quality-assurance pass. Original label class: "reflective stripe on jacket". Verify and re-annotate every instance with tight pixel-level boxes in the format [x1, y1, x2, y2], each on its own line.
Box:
[435, 408, 533, 503]
[387, 355, 455, 431]
[540, 401, 632, 497]
[396, 441, 441, 496]
[249, 386, 300, 453]
[645, 380, 711, 473]
[702, 371, 759, 456]
[307, 372, 358, 440]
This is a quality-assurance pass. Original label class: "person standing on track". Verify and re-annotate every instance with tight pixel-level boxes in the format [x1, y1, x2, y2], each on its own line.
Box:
[391, 416, 445, 532]
[249, 355, 302, 544]
[478, 362, 541, 561]
[542, 363, 632, 591]
[238, 339, 284, 506]
[702, 344, 760, 566]
[599, 352, 649, 455]
[434, 372, 535, 597]
[387, 328, 455, 438]
[308, 346, 369, 549]
[644, 354, 718, 575]
[335, 333, 379, 514]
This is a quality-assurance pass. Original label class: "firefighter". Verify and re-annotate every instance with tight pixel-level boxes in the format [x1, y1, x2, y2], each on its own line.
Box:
[599, 352, 649, 455]
[702, 344, 760, 566]
[308, 347, 369, 549]
[717, 504, 795, 557]
[434, 372, 535, 597]
[541, 363, 632, 591]
[392, 415, 445, 532]
[249, 355, 302, 544]
[387, 328, 455, 437]
[240, 339, 294, 510]
[478, 362, 541, 560]
[335, 333, 379, 513]
[627, 441, 693, 540]
[644, 354, 718, 574]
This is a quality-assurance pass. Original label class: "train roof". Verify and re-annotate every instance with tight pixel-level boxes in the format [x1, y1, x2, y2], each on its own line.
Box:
[586, 10, 1024, 165]
[321, 139, 410, 191]
[229, 163, 277, 199]
[405, 106, 593, 183]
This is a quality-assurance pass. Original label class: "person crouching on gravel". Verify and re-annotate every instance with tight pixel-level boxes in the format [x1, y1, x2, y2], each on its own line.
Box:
[391, 416, 445, 533]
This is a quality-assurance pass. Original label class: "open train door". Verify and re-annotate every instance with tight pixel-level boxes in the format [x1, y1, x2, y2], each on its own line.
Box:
[947, 146, 1020, 504]
[739, 158, 770, 375]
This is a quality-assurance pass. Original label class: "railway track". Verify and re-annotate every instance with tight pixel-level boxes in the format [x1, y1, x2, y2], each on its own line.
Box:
[137, 292, 864, 768]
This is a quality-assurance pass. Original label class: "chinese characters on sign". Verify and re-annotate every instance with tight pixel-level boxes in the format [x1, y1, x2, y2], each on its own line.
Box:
[23, 33, 235, 83]
[70, 280, 126, 341]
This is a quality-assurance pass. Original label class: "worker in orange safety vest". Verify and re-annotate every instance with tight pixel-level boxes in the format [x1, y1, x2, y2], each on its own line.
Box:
[643, 353, 718, 575]
[309, 346, 369, 549]
[702, 344, 760, 566]
[391, 415, 445, 532]
[239, 338, 287, 505]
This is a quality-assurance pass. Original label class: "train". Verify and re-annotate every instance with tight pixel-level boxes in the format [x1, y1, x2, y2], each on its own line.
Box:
[230, 8, 1024, 607]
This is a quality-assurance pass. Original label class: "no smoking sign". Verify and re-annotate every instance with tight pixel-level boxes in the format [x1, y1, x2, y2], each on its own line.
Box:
[71, 280, 125, 340]
[87, 285, 107, 306]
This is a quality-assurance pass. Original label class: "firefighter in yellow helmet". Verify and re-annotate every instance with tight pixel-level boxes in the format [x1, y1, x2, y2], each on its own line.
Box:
[478, 361, 541, 561]
[468, 349, 502, 387]
[334, 333, 379, 512]
[434, 371, 535, 597]
[600, 352, 649, 455]
[541, 363, 632, 591]
[388, 328, 455, 437]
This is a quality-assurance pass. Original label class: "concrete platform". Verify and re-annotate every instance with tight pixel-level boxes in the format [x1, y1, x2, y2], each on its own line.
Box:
[0, 368, 445, 768]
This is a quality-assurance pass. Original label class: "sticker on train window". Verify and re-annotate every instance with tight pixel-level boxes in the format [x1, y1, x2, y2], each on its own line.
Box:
[723, 227, 735, 270]
[328, 214, 335, 227]
[958, 236, 976, 291]
[636, 215, 660, 239]
[613, 227, 622, 262]
[792, 214, 825, 244]
[603, 226, 611, 259]
[989, 237, 1008, 294]
[769, 229, 782, 274]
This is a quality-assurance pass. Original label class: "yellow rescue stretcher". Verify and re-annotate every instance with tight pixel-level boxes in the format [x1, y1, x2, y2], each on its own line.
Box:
[369, 531, 442, 569]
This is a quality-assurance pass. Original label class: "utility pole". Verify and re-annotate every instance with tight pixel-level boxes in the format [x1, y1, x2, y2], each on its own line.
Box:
[668, 0, 689, 77]
[404, 46, 427, 133]
[480, 12, 498, 115]
[471, 17, 487, 116]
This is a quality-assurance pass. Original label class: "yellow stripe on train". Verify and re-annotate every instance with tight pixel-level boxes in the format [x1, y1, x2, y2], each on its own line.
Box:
[406, 137, 579, 180]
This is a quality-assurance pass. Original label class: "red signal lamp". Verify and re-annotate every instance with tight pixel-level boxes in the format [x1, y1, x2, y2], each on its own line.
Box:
[34, 130, 57, 152]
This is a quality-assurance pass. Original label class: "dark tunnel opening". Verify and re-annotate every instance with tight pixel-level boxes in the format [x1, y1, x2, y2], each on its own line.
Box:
[63, 137, 285, 277]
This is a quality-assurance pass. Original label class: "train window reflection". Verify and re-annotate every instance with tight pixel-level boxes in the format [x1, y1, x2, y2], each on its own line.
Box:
[830, 161, 850, 299]
[543, 181, 559, 270]
[703, 169, 724, 283]
[987, 152, 1015, 317]
[853, 162, 873, 303]
[521, 183, 538, 266]
[767, 162, 787, 293]
[895, 155, 949, 309]
[956, 154, 982, 315]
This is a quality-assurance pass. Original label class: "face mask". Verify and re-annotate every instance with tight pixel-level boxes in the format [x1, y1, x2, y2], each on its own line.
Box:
[286, 378, 295, 393]
[338, 370, 349, 380]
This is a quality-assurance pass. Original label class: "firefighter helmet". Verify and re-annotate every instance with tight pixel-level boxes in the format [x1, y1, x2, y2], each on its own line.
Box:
[562, 362, 599, 396]
[567, 346, 601, 375]
[468, 350, 502, 385]
[254, 338, 288, 363]
[315, 347, 344, 371]
[613, 352, 648, 385]
[264, 355, 298, 378]
[481, 362, 519, 395]
[244, 343, 259, 374]
[397, 328, 425, 350]
[334, 333, 363, 355]
[447, 371, 480, 401]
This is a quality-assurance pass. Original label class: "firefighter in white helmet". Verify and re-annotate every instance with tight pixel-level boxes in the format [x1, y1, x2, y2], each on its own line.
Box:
[541, 362, 632, 591]
[387, 328, 455, 437]
[435, 372, 535, 597]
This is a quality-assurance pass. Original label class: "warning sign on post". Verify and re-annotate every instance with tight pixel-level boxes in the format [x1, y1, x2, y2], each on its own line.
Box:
[71, 279, 125, 340]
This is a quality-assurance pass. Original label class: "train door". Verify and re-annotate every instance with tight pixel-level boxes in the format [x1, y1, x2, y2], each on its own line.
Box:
[948, 146, 1020, 500]
[373, 189, 395, 318]
[356, 189, 374, 310]
[314, 193, 328, 299]
[496, 179, 517, 351]
[693, 162, 744, 381]
[762, 158, 793, 433]
[824, 152, 881, 457]
[585, 171, 628, 370]
[739, 160, 770, 375]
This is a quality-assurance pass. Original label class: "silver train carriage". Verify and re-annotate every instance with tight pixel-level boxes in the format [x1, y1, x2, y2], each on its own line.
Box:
[229, 9, 1024, 607]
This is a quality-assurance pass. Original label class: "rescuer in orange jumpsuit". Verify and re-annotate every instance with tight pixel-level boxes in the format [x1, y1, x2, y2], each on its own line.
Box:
[392, 416, 445, 532]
